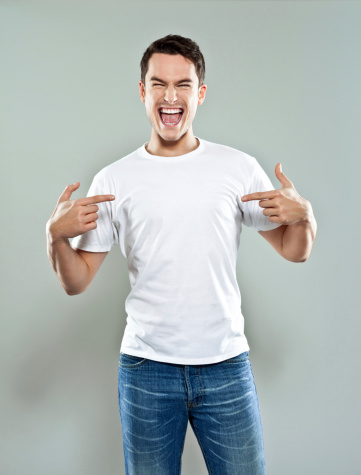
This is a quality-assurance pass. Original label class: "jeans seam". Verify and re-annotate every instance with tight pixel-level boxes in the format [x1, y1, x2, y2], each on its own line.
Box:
[177, 422, 187, 475]
[189, 419, 213, 475]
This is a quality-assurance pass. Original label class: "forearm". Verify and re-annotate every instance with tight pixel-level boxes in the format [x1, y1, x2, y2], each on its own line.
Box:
[281, 204, 317, 262]
[46, 222, 91, 295]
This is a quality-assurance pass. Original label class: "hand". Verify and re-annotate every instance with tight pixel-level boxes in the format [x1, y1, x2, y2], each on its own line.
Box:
[241, 163, 312, 225]
[46, 182, 115, 242]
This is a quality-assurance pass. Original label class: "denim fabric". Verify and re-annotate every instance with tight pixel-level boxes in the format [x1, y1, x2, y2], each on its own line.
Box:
[118, 351, 266, 475]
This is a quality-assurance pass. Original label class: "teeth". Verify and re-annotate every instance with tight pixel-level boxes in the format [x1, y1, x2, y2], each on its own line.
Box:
[159, 108, 183, 114]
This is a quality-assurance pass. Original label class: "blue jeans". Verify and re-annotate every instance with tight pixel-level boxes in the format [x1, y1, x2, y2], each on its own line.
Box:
[118, 351, 266, 475]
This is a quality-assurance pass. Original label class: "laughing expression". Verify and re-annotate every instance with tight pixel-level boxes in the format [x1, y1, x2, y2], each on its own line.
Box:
[139, 53, 207, 143]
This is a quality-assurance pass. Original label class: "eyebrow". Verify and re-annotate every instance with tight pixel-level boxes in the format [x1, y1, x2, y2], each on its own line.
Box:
[149, 76, 193, 84]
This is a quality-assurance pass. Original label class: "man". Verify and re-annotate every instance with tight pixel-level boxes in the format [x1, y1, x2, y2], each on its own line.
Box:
[46, 34, 316, 475]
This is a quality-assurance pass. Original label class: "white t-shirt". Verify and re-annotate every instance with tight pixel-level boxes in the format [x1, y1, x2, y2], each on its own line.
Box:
[71, 137, 281, 364]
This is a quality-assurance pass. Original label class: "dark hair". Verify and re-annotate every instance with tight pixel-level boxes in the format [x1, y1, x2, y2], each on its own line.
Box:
[140, 34, 205, 87]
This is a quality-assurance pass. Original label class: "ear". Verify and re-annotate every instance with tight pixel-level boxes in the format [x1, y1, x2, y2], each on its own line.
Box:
[198, 83, 207, 106]
[139, 80, 145, 103]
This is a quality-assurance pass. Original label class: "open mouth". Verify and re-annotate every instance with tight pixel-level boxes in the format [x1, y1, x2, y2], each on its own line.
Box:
[158, 107, 184, 127]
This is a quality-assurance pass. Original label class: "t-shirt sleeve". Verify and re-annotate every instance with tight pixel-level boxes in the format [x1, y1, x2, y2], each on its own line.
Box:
[240, 157, 282, 232]
[71, 170, 118, 252]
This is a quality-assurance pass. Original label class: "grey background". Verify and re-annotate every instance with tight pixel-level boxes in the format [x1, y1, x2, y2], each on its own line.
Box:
[1, 1, 360, 474]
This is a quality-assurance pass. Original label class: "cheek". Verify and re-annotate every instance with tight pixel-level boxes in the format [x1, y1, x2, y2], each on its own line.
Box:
[187, 102, 197, 116]
[145, 99, 157, 114]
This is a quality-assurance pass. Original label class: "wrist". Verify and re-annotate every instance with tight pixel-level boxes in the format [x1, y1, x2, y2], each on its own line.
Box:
[301, 199, 315, 224]
[46, 219, 68, 245]
[299, 200, 317, 240]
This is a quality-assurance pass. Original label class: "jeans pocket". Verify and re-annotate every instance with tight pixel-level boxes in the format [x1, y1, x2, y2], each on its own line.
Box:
[119, 352, 148, 369]
[222, 351, 249, 364]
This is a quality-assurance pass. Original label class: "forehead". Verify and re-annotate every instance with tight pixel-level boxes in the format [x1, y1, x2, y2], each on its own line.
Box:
[146, 53, 197, 81]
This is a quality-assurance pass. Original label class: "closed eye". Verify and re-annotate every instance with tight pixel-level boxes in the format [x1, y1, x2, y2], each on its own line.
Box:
[152, 84, 190, 87]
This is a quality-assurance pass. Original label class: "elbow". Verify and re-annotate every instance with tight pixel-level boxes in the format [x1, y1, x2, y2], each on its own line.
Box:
[295, 255, 309, 263]
[63, 284, 85, 296]
[283, 256, 307, 263]
[281, 249, 311, 263]
[282, 242, 314, 263]
[65, 289, 81, 296]
[289, 251, 312, 263]
[58, 274, 91, 296]
[296, 243, 315, 263]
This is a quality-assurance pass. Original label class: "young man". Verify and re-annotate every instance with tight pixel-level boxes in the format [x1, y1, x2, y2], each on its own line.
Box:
[46, 35, 316, 475]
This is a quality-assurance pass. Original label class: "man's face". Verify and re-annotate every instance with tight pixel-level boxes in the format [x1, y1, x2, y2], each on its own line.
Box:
[139, 53, 207, 142]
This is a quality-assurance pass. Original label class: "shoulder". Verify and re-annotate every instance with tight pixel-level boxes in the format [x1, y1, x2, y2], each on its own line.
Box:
[93, 146, 143, 181]
[201, 138, 260, 172]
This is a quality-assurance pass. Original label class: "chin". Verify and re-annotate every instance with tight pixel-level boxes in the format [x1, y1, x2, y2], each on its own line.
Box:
[161, 136, 179, 141]
[158, 128, 185, 142]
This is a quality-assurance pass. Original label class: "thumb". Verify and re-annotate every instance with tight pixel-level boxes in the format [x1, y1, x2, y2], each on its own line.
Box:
[57, 182, 80, 204]
[275, 163, 293, 188]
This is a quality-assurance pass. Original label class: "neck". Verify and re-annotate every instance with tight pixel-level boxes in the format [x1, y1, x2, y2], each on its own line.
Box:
[145, 129, 199, 157]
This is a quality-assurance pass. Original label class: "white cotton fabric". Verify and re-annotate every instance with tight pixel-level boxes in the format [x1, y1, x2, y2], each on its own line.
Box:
[71, 137, 281, 364]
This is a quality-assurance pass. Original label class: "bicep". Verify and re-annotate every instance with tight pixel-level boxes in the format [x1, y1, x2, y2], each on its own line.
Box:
[74, 248, 109, 282]
[258, 225, 287, 255]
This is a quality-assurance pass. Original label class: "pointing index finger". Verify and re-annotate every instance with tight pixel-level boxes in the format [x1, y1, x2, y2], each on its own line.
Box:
[78, 194, 115, 206]
[241, 190, 277, 202]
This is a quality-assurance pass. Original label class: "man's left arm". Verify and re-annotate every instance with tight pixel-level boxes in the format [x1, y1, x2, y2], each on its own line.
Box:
[241, 163, 317, 263]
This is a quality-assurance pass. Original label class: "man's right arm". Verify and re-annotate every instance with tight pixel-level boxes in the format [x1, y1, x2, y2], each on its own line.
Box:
[46, 182, 115, 295]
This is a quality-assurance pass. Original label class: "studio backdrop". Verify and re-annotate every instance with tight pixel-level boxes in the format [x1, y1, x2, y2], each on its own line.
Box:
[1, 1, 360, 474]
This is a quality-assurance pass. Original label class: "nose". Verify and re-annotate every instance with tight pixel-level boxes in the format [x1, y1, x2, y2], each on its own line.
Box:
[164, 85, 177, 104]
